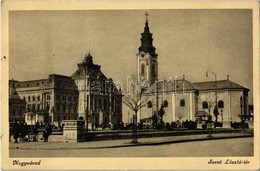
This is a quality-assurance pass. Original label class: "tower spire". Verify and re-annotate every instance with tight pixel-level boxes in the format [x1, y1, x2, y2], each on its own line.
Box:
[145, 11, 149, 22]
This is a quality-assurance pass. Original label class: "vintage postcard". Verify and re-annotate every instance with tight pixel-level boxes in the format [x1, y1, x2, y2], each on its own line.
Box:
[1, 0, 259, 170]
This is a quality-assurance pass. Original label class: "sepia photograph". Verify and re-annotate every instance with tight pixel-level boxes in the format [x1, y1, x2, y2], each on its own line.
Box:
[1, 0, 259, 170]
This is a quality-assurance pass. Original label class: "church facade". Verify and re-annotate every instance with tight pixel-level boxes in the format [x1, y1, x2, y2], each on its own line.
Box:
[134, 15, 250, 126]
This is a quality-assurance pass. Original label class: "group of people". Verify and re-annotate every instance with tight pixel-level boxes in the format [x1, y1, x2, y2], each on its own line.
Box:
[11, 120, 52, 143]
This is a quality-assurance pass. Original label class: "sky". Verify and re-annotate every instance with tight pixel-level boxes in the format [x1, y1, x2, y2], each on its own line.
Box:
[9, 9, 253, 104]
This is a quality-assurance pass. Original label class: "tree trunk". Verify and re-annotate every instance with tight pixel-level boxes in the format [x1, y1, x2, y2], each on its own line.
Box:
[131, 110, 138, 143]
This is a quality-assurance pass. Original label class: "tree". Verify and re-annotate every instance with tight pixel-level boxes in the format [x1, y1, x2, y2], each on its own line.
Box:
[122, 79, 150, 143]
[158, 103, 165, 129]
[199, 93, 217, 122]
[176, 112, 185, 121]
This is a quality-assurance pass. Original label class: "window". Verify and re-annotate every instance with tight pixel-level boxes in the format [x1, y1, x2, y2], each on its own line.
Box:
[57, 103, 60, 111]
[62, 95, 66, 101]
[68, 104, 71, 112]
[202, 101, 208, 109]
[47, 94, 51, 100]
[46, 103, 50, 110]
[218, 100, 224, 108]
[37, 95, 40, 101]
[68, 96, 72, 101]
[74, 105, 77, 112]
[63, 116, 66, 120]
[63, 104, 66, 112]
[104, 99, 107, 110]
[98, 98, 102, 108]
[180, 99, 185, 107]
[37, 104, 40, 111]
[57, 94, 60, 100]
[163, 100, 168, 107]
[141, 63, 145, 74]
[32, 104, 36, 112]
[28, 96, 31, 102]
[147, 101, 152, 108]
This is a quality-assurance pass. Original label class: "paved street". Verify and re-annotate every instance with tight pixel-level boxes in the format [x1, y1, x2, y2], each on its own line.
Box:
[10, 135, 253, 157]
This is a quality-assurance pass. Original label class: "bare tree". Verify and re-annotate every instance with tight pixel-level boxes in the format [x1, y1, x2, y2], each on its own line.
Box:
[198, 93, 216, 120]
[176, 112, 185, 121]
[122, 77, 150, 143]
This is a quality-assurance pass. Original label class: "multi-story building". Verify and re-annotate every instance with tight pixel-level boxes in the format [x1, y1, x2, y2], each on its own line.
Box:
[71, 53, 122, 129]
[11, 74, 78, 126]
[9, 53, 122, 129]
[9, 80, 26, 122]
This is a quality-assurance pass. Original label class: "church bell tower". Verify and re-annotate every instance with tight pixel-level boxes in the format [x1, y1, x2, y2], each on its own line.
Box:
[137, 12, 158, 84]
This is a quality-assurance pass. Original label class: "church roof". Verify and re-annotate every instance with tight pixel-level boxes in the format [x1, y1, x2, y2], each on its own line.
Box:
[71, 53, 103, 80]
[141, 79, 249, 94]
[143, 79, 197, 94]
[193, 80, 249, 91]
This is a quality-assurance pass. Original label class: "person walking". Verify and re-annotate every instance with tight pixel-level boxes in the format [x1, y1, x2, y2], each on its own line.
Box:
[43, 124, 52, 142]
[33, 125, 39, 142]
[12, 120, 20, 143]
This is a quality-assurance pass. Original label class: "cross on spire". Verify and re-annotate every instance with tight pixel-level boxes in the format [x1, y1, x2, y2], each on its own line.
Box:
[145, 12, 149, 21]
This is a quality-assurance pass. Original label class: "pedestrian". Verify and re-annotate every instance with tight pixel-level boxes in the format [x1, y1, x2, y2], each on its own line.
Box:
[12, 120, 20, 143]
[43, 124, 52, 142]
[33, 125, 39, 142]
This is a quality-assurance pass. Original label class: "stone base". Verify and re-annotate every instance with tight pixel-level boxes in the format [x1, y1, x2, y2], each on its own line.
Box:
[63, 120, 85, 142]
[246, 121, 254, 129]
[222, 121, 231, 128]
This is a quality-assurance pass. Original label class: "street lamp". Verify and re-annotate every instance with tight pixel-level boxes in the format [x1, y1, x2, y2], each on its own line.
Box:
[206, 71, 219, 123]
[29, 107, 36, 142]
[240, 96, 245, 134]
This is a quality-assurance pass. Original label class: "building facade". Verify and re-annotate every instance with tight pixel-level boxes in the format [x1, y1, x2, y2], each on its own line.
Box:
[9, 53, 123, 129]
[71, 53, 122, 129]
[9, 80, 26, 122]
[132, 15, 250, 125]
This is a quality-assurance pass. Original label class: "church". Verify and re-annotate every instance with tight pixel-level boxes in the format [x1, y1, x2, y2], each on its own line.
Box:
[131, 14, 250, 127]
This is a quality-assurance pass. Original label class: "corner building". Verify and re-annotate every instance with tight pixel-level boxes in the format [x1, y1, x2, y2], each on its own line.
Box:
[10, 53, 122, 130]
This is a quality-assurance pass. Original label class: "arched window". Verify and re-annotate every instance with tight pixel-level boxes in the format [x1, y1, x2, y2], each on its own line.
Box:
[180, 99, 185, 107]
[152, 63, 156, 75]
[147, 101, 152, 108]
[218, 100, 224, 108]
[163, 100, 168, 107]
[32, 96, 35, 101]
[37, 95, 40, 101]
[141, 63, 145, 74]
[202, 101, 208, 109]
[28, 96, 31, 102]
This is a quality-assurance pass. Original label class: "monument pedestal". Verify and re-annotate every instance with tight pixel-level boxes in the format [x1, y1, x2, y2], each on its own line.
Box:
[222, 121, 231, 128]
[246, 121, 254, 129]
[63, 120, 85, 142]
